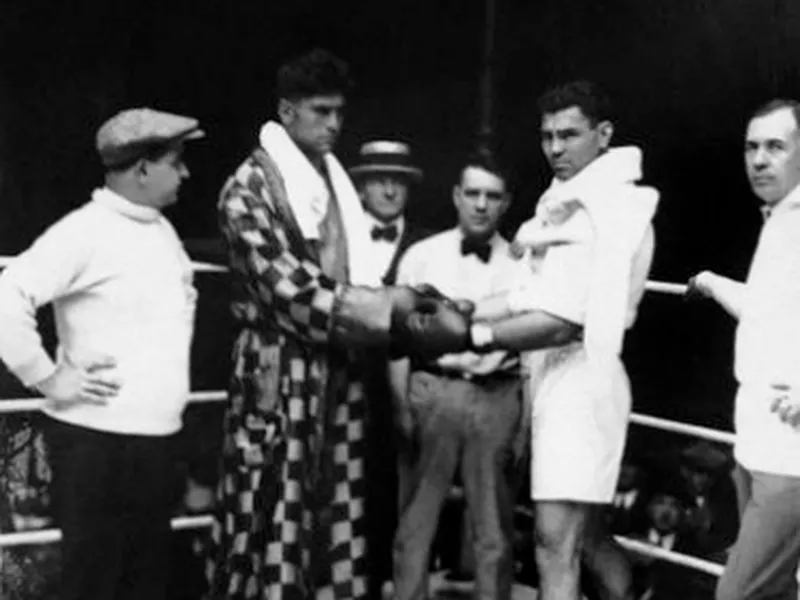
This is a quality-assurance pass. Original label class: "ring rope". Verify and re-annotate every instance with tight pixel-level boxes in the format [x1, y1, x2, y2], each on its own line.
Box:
[0, 515, 214, 549]
[0, 390, 228, 415]
[0, 255, 690, 295]
[0, 516, 727, 580]
[0, 256, 724, 578]
[0, 393, 737, 446]
[614, 536, 725, 577]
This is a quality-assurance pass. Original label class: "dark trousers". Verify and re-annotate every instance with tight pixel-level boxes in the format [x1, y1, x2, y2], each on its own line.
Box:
[716, 464, 800, 600]
[365, 395, 400, 598]
[44, 416, 177, 600]
[393, 371, 521, 600]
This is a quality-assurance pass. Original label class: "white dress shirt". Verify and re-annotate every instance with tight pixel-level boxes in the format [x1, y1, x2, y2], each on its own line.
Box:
[734, 185, 800, 476]
[396, 227, 522, 376]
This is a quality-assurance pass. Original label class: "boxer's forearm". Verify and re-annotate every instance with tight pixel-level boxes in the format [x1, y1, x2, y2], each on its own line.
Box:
[483, 310, 580, 352]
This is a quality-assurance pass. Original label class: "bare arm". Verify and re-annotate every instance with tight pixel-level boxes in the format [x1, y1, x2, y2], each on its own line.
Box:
[688, 271, 746, 320]
[481, 310, 581, 352]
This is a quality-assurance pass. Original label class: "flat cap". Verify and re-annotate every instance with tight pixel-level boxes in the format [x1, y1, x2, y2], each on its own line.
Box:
[96, 107, 205, 168]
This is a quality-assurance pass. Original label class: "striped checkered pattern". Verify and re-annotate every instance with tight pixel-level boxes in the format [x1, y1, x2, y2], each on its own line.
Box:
[204, 149, 369, 600]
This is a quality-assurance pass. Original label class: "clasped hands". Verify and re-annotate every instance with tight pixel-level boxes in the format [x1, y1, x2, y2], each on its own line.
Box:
[388, 284, 476, 360]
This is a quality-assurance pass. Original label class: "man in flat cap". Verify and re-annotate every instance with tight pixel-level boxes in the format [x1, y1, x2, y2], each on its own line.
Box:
[205, 48, 474, 600]
[0, 107, 203, 600]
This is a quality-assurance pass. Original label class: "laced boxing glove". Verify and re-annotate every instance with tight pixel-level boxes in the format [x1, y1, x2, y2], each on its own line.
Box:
[401, 300, 472, 360]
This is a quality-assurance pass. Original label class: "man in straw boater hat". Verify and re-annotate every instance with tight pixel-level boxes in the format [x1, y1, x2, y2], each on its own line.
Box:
[688, 98, 800, 600]
[349, 140, 429, 285]
[349, 139, 434, 598]
[205, 48, 475, 600]
[0, 107, 204, 599]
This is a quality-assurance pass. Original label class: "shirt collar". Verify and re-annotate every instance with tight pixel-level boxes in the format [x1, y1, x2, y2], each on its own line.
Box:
[92, 187, 162, 223]
[647, 528, 676, 548]
[764, 183, 800, 221]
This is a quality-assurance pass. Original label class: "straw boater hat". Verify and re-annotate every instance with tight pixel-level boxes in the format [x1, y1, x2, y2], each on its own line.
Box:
[349, 140, 423, 182]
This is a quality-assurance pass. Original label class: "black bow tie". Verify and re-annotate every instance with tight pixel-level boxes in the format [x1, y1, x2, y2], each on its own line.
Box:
[371, 224, 398, 242]
[460, 238, 492, 263]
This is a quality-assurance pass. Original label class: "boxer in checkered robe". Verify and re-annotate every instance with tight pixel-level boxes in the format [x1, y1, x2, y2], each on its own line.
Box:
[204, 49, 473, 600]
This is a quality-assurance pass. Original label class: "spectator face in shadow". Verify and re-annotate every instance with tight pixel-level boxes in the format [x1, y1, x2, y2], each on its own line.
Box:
[679, 441, 730, 497]
[617, 461, 643, 493]
[647, 492, 684, 534]
[680, 464, 712, 497]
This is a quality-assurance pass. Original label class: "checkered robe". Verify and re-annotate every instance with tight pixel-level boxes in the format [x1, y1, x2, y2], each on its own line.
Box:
[205, 148, 395, 600]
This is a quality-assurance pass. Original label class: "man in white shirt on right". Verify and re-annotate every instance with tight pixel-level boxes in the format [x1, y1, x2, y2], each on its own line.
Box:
[688, 98, 800, 600]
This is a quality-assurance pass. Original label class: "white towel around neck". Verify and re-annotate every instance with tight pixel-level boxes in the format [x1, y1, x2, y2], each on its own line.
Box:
[517, 146, 659, 390]
[258, 121, 378, 286]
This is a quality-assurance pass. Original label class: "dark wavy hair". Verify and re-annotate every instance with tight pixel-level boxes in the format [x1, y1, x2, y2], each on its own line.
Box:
[537, 80, 613, 125]
[750, 98, 800, 128]
[459, 146, 511, 189]
[276, 48, 354, 100]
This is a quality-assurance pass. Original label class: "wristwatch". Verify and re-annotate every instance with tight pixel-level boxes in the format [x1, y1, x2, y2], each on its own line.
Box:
[470, 323, 495, 350]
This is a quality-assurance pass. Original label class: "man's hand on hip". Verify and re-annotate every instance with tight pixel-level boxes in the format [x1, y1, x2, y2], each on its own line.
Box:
[36, 356, 121, 409]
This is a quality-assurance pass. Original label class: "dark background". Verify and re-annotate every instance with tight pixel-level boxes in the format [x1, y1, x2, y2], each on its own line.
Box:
[1, 0, 798, 439]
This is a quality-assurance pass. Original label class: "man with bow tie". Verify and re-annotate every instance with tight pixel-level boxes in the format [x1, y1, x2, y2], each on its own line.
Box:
[350, 140, 431, 286]
[389, 151, 525, 600]
[349, 140, 434, 597]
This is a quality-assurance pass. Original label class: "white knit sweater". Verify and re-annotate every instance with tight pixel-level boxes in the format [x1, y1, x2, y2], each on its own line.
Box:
[0, 188, 196, 435]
